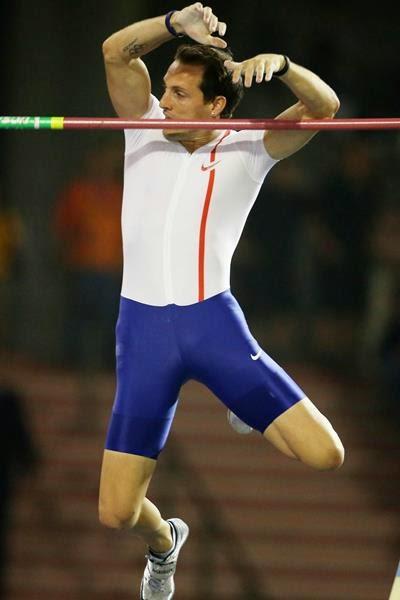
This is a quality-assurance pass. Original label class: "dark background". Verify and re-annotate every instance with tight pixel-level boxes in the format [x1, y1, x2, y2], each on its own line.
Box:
[0, 3, 400, 598]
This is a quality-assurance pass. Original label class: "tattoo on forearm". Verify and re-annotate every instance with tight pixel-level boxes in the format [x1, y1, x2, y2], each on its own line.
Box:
[123, 38, 146, 58]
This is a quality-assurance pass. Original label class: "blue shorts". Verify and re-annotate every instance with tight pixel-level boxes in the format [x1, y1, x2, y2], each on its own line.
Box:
[105, 290, 305, 459]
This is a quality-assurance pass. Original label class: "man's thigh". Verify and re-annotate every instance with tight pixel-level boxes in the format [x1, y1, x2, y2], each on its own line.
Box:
[184, 291, 305, 433]
[106, 296, 184, 458]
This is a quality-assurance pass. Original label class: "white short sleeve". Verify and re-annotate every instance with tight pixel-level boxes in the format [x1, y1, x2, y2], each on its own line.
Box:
[233, 129, 280, 182]
[124, 95, 164, 153]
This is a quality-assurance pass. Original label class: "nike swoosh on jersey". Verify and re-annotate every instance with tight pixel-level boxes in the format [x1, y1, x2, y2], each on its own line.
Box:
[250, 349, 262, 361]
[201, 160, 221, 171]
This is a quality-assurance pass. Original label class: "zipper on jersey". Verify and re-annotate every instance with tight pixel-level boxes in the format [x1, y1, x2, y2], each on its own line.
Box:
[163, 154, 191, 303]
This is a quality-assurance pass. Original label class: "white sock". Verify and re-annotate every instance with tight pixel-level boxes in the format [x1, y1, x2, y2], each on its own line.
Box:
[150, 522, 176, 559]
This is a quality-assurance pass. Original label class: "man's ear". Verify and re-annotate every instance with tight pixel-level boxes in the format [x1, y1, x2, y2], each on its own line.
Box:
[211, 96, 227, 117]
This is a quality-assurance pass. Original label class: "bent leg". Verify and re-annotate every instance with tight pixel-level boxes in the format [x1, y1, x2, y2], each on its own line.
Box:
[179, 291, 344, 470]
[99, 449, 172, 553]
[264, 397, 344, 470]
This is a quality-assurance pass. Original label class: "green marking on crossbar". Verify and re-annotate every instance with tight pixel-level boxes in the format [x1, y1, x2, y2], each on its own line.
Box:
[0, 117, 64, 130]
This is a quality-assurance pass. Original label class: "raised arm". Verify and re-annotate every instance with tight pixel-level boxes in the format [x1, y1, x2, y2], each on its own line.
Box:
[102, 3, 227, 119]
[225, 54, 340, 160]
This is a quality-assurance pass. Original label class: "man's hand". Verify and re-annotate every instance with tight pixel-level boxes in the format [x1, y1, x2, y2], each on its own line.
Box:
[224, 54, 286, 87]
[172, 3, 227, 48]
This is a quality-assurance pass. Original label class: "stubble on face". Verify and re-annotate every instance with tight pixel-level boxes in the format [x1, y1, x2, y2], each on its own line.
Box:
[161, 62, 213, 143]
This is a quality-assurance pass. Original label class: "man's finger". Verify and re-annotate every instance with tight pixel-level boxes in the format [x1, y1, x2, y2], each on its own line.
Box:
[244, 66, 255, 87]
[255, 63, 265, 83]
[218, 21, 227, 36]
[209, 37, 228, 49]
[232, 67, 243, 83]
[264, 67, 274, 81]
[203, 6, 212, 23]
[209, 15, 218, 33]
[224, 60, 240, 71]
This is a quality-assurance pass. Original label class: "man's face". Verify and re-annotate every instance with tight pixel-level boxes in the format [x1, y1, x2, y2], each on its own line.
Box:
[160, 61, 215, 141]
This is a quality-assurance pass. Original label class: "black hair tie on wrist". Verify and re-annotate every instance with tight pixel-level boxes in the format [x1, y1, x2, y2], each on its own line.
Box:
[273, 55, 290, 77]
[165, 11, 185, 38]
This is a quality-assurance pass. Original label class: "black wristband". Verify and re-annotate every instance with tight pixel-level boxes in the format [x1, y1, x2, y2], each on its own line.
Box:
[165, 11, 184, 38]
[273, 55, 290, 77]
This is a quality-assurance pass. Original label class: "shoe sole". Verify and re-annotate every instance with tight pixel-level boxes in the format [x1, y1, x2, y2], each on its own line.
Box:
[227, 410, 253, 434]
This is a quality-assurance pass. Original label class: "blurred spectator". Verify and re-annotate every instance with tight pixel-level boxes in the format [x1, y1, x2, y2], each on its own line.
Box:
[379, 290, 400, 422]
[235, 159, 311, 317]
[0, 385, 38, 598]
[287, 138, 376, 326]
[313, 137, 377, 314]
[378, 296, 400, 418]
[361, 200, 400, 367]
[54, 139, 123, 371]
[0, 192, 24, 350]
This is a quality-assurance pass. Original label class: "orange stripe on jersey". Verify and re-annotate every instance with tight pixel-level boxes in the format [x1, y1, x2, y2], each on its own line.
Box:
[198, 131, 230, 301]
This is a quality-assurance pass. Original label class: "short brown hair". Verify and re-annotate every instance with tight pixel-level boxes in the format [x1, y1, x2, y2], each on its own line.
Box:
[173, 44, 244, 118]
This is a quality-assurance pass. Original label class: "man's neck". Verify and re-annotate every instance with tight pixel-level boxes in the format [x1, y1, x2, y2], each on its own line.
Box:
[179, 130, 220, 153]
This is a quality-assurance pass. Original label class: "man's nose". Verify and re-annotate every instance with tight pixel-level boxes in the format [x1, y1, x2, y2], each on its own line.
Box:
[159, 91, 171, 110]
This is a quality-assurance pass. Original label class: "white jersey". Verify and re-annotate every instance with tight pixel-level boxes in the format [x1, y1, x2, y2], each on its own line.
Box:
[121, 95, 279, 306]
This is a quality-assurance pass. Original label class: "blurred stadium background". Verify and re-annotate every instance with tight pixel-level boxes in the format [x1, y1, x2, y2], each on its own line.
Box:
[1, 1, 399, 598]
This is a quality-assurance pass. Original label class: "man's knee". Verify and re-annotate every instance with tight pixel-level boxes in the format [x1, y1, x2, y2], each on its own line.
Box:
[267, 398, 345, 471]
[99, 499, 142, 530]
